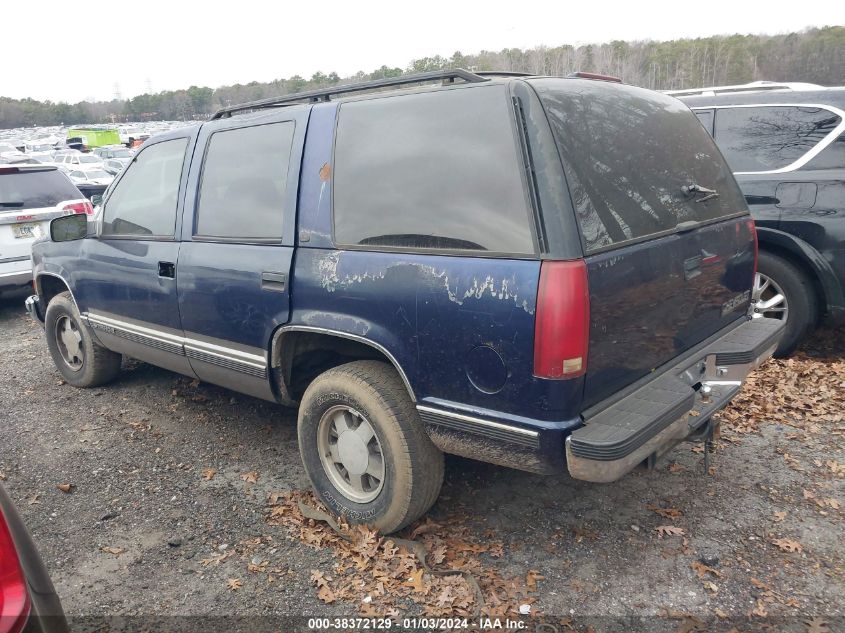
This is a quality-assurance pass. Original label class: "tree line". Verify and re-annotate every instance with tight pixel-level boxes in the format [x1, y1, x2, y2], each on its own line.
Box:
[1, 26, 842, 129]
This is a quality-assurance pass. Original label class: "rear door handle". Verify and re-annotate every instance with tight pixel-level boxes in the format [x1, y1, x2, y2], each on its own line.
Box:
[158, 261, 176, 278]
[261, 271, 287, 292]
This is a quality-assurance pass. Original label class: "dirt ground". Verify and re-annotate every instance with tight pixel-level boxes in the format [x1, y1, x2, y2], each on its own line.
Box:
[0, 287, 843, 632]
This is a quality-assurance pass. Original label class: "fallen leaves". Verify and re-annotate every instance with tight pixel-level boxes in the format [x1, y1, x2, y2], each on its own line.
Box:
[654, 525, 686, 538]
[240, 471, 259, 484]
[690, 561, 720, 579]
[804, 617, 831, 633]
[226, 578, 243, 591]
[100, 546, 124, 556]
[771, 537, 803, 553]
[718, 329, 845, 436]
[56, 483, 74, 493]
[267, 490, 532, 618]
[201, 468, 216, 481]
[648, 504, 684, 520]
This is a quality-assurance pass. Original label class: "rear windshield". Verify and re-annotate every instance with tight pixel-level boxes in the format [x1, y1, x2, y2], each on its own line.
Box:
[0, 169, 81, 211]
[532, 79, 747, 253]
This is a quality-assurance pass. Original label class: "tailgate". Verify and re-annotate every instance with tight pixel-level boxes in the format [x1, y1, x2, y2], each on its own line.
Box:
[584, 216, 755, 405]
[0, 207, 61, 260]
[531, 79, 754, 407]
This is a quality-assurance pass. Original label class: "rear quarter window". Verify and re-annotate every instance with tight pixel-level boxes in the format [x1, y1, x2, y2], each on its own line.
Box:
[0, 169, 81, 210]
[532, 79, 747, 253]
[714, 106, 842, 172]
[333, 85, 535, 255]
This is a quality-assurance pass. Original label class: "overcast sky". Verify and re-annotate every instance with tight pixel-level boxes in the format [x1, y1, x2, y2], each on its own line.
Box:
[5, 0, 843, 103]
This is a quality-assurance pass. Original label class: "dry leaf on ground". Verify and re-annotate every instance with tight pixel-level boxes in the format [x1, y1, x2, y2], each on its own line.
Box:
[655, 525, 686, 538]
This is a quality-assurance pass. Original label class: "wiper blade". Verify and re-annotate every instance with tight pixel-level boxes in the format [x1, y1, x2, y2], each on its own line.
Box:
[0, 201, 25, 207]
[681, 183, 718, 196]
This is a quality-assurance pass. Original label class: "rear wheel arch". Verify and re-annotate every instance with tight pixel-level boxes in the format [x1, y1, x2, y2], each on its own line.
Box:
[755, 236, 826, 320]
[268, 327, 415, 406]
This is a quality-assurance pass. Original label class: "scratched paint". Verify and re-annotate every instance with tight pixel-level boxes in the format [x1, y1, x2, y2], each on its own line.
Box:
[317, 251, 535, 315]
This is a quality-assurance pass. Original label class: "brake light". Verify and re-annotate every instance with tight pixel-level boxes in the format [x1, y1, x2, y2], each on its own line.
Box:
[533, 260, 590, 379]
[747, 217, 758, 282]
[567, 71, 623, 83]
[62, 201, 94, 215]
[0, 508, 30, 633]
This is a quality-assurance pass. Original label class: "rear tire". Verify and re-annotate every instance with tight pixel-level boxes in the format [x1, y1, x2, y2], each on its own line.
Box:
[44, 292, 122, 387]
[753, 251, 817, 357]
[297, 360, 444, 533]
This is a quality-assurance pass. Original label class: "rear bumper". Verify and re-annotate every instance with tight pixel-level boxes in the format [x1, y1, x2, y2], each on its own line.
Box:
[0, 257, 32, 289]
[565, 316, 785, 483]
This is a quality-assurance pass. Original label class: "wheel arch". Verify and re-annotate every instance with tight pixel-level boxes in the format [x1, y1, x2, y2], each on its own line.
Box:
[756, 227, 844, 320]
[268, 325, 416, 406]
[35, 272, 75, 307]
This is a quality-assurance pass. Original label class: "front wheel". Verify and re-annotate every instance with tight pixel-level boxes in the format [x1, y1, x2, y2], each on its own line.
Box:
[752, 252, 817, 357]
[44, 292, 122, 387]
[297, 360, 444, 533]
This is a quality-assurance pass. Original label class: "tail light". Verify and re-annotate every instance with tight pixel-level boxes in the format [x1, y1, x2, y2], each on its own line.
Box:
[533, 260, 590, 379]
[0, 508, 30, 633]
[62, 201, 94, 215]
[747, 217, 758, 282]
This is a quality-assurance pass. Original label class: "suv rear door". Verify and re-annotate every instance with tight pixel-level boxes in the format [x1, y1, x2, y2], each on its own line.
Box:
[531, 80, 756, 407]
[175, 108, 308, 401]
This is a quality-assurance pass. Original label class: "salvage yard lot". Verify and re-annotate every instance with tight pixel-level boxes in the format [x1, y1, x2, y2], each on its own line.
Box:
[1, 288, 843, 630]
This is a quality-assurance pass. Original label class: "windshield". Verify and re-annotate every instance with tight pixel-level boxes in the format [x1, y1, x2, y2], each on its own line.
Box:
[532, 79, 748, 253]
[111, 149, 133, 158]
[86, 170, 111, 179]
[80, 155, 101, 164]
[31, 144, 54, 152]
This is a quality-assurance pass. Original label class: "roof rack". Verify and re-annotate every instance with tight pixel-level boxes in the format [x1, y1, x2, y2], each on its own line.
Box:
[664, 80, 825, 97]
[473, 71, 533, 78]
[211, 68, 491, 120]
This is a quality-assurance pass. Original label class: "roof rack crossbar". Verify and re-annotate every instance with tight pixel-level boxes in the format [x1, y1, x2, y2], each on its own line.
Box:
[211, 68, 490, 119]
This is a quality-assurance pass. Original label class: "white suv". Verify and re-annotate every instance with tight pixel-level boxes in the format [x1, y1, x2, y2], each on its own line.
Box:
[0, 165, 91, 291]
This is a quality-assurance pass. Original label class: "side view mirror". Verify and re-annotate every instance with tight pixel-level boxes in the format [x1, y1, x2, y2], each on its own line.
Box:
[50, 213, 88, 242]
[91, 194, 103, 206]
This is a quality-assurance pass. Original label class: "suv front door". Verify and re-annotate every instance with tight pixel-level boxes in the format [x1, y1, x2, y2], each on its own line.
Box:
[74, 133, 197, 376]
[176, 110, 308, 400]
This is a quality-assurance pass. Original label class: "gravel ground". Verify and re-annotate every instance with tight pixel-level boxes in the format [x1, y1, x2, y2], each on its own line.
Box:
[0, 287, 843, 632]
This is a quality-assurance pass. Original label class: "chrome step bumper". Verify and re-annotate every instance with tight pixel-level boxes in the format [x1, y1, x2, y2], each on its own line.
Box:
[566, 317, 784, 483]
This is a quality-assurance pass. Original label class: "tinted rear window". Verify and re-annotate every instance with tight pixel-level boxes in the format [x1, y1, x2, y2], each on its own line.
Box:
[714, 106, 842, 172]
[333, 86, 535, 254]
[532, 80, 746, 253]
[0, 169, 81, 210]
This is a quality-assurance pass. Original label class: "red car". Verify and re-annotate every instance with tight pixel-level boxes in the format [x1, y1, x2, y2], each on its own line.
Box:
[0, 484, 67, 633]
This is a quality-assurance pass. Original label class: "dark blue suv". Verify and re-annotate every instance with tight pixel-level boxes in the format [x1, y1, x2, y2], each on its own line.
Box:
[26, 70, 784, 532]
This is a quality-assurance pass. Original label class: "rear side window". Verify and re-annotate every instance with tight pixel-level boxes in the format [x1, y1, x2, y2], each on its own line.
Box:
[333, 86, 535, 254]
[0, 169, 81, 210]
[714, 106, 842, 172]
[102, 138, 187, 237]
[533, 80, 746, 253]
[805, 132, 845, 170]
[195, 122, 294, 240]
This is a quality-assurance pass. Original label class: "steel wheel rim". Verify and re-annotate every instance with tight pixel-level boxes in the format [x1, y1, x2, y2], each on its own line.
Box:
[317, 405, 385, 503]
[55, 315, 84, 371]
[752, 273, 789, 322]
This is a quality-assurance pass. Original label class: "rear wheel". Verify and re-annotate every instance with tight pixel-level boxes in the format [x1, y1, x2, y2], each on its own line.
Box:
[297, 360, 444, 533]
[44, 292, 122, 387]
[752, 251, 817, 357]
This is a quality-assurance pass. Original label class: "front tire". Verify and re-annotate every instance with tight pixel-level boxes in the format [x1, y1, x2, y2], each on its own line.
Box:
[297, 360, 444, 533]
[44, 292, 122, 387]
[753, 251, 817, 357]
